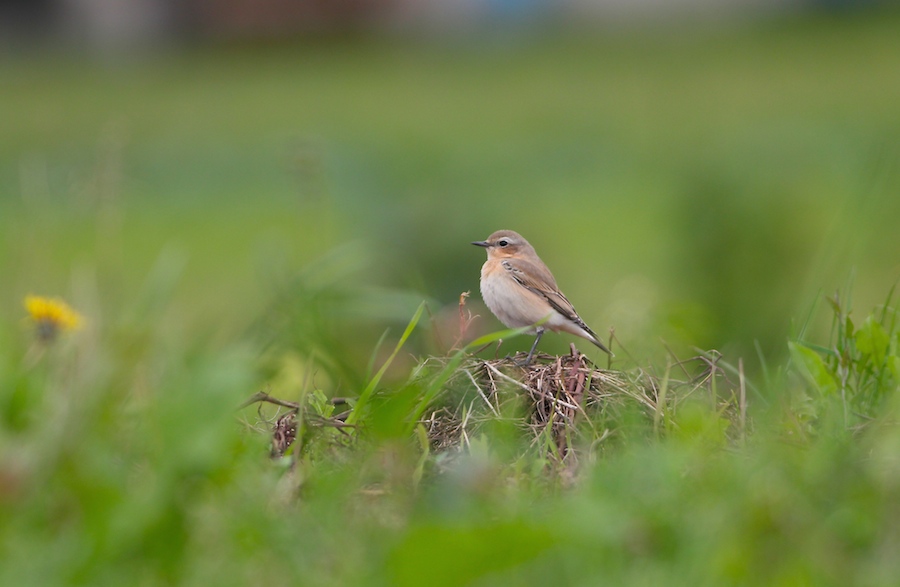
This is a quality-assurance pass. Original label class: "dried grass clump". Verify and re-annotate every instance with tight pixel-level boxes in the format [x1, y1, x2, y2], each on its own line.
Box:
[240, 391, 352, 458]
[423, 344, 746, 467]
[272, 412, 298, 457]
[244, 342, 746, 471]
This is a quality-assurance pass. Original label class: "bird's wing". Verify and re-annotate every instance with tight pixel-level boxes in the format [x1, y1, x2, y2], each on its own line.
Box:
[500, 258, 596, 336]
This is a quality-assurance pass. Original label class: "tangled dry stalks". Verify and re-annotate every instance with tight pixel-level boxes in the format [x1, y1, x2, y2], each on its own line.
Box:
[244, 344, 745, 470]
[422, 344, 744, 467]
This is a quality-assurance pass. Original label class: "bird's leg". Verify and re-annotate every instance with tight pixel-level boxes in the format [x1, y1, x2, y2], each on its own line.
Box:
[522, 329, 544, 366]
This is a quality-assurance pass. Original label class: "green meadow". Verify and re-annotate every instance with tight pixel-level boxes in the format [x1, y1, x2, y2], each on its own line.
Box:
[2, 11, 900, 585]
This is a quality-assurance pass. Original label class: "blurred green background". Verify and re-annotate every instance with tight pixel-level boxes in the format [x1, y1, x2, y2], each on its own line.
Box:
[0, 13, 900, 362]
[3, 5, 900, 586]
[4, 11, 900, 373]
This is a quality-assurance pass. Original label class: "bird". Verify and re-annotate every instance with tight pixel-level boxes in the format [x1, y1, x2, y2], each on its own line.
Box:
[472, 229, 612, 365]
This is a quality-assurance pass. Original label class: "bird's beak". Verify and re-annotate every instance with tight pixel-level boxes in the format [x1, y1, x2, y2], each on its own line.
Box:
[471, 240, 490, 248]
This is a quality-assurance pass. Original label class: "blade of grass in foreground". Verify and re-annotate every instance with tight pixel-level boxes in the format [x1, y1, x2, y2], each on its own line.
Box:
[403, 324, 534, 436]
[346, 302, 426, 425]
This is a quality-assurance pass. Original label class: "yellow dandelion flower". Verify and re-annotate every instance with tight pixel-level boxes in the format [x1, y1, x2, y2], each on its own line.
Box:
[24, 295, 83, 343]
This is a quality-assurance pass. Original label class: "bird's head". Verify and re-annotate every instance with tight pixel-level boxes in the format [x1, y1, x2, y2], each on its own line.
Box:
[471, 230, 535, 260]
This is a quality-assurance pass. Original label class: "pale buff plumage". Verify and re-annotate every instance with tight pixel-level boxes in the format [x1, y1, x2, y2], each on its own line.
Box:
[472, 230, 612, 364]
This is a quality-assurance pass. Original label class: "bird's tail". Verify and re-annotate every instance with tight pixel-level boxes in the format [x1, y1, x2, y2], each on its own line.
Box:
[571, 319, 614, 357]
[566, 318, 615, 357]
[588, 333, 614, 357]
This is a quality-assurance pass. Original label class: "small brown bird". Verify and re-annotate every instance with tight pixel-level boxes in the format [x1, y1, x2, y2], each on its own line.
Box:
[472, 229, 612, 365]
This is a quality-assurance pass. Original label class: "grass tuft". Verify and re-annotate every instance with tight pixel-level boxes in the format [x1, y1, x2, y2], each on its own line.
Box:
[247, 336, 745, 484]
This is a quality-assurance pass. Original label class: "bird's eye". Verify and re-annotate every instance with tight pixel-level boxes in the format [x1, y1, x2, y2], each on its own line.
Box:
[498, 240, 509, 247]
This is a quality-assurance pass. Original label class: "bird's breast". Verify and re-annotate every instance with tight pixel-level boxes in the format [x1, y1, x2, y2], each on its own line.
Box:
[480, 260, 549, 331]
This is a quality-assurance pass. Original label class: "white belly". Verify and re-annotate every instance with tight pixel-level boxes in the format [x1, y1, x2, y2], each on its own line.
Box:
[480, 270, 551, 333]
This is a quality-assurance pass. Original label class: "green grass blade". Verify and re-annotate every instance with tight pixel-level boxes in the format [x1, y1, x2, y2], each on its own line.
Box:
[403, 325, 535, 435]
[347, 301, 426, 425]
